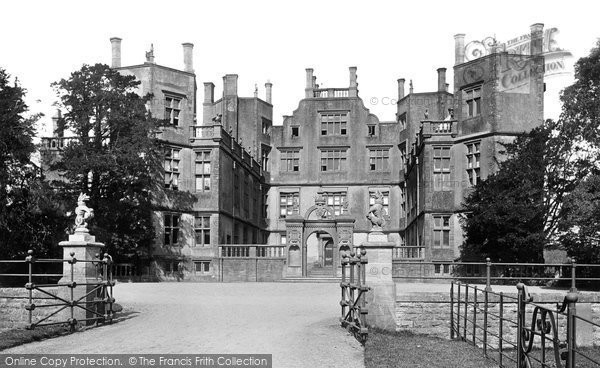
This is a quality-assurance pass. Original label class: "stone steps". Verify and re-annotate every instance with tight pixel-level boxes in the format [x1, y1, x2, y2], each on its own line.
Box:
[280, 277, 341, 283]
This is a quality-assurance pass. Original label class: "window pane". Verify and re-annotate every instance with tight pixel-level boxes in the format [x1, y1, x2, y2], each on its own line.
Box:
[433, 231, 440, 247]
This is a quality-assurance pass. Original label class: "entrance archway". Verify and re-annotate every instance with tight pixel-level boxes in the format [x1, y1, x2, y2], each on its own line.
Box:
[304, 229, 336, 277]
[284, 197, 355, 278]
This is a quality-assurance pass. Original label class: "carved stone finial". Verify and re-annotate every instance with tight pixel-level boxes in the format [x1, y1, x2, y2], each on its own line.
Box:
[145, 44, 155, 63]
[75, 193, 94, 231]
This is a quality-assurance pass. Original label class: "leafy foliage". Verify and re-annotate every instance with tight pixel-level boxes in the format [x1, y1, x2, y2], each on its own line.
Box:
[461, 40, 600, 264]
[50, 64, 163, 263]
[460, 127, 547, 262]
[0, 67, 68, 259]
[559, 174, 600, 263]
[554, 40, 600, 263]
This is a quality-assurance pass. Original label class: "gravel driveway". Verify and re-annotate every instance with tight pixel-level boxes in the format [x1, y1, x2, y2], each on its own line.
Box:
[3, 282, 364, 368]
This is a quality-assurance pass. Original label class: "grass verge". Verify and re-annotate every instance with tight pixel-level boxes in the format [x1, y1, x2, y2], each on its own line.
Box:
[0, 325, 72, 351]
[365, 329, 498, 368]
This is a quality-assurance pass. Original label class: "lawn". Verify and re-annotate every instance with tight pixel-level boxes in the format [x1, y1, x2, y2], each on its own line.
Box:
[365, 329, 498, 368]
[0, 325, 72, 351]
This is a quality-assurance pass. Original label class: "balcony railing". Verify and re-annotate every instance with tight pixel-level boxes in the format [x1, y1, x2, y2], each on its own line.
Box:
[420, 120, 457, 138]
[393, 246, 425, 260]
[219, 245, 286, 258]
[313, 88, 350, 98]
[189, 126, 215, 139]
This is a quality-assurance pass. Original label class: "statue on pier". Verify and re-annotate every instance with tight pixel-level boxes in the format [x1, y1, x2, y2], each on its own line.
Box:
[366, 190, 386, 232]
[75, 193, 94, 231]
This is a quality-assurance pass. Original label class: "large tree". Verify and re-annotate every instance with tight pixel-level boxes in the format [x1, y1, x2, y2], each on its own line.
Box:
[555, 40, 600, 263]
[460, 126, 548, 262]
[460, 40, 600, 263]
[0, 67, 68, 259]
[50, 64, 163, 263]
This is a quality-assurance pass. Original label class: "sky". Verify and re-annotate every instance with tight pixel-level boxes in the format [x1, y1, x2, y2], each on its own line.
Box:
[1, 0, 599, 136]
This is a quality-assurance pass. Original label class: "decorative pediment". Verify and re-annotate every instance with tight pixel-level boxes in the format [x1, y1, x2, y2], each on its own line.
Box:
[305, 194, 335, 220]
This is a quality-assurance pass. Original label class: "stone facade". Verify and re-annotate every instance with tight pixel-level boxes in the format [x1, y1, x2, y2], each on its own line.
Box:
[40, 24, 547, 281]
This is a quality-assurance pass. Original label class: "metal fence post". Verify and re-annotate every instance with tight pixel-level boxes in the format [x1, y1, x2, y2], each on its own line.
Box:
[341, 253, 347, 323]
[483, 288, 488, 357]
[570, 258, 578, 293]
[464, 284, 468, 339]
[473, 286, 478, 345]
[516, 283, 525, 368]
[25, 250, 34, 328]
[450, 282, 455, 339]
[499, 292, 503, 367]
[566, 291, 578, 368]
[69, 251, 76, 331]
[457, 282, 461, 340]
[485, 258, 492, 291]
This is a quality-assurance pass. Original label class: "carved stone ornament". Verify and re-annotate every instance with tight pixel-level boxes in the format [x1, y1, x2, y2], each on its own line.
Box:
[74, 193, 94, 231]
[366, 190, 386, 232]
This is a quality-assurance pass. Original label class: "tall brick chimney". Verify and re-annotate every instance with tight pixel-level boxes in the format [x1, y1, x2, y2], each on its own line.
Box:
[204, 82, 215, 104]
[437, 68, 447, 92]
[349, 66, 358, 97]
[454, 34, 465, 65]
[182, 43, 194, 73]
[110, 37, 122, 68]
[305, 68, 314, 98]
[397, 78, 405, 100]
[530, 23, 544, 55]
[265, 81, 273, 104]
[223, 74, 238, 96]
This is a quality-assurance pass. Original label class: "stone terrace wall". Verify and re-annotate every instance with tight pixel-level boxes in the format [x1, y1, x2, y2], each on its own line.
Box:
[394, 286, 600, 348]
[0, 288, 63, 331]
[220, 259, 285, 282]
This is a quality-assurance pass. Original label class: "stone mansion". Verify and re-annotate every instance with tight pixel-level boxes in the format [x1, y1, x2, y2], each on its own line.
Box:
[41, 24, 545, 281]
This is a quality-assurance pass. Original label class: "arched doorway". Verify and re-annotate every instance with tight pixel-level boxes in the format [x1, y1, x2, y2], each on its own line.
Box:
[284, 196, 355, 278]
[305, 230, 335, 277]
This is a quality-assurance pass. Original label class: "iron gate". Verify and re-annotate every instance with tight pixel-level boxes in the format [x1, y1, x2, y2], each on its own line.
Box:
[340, 249, 370, 344]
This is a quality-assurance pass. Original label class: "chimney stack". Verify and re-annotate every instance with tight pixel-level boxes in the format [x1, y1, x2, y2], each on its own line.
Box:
[51, 110, 63, 137]
[437, 68, 447, 92]
[397, 78, 405, 100]
[182, 43, 194, 73]
[530, 23, 544, 55]
[454, 34, 465, 65]
[349, 66, 358, 97]
[110, 37, 122, 68]
[204, 82, 215, 104]
[265, 81, 273, 104]
[223, 74, 238, 96]
[305, 68, 314, 98]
